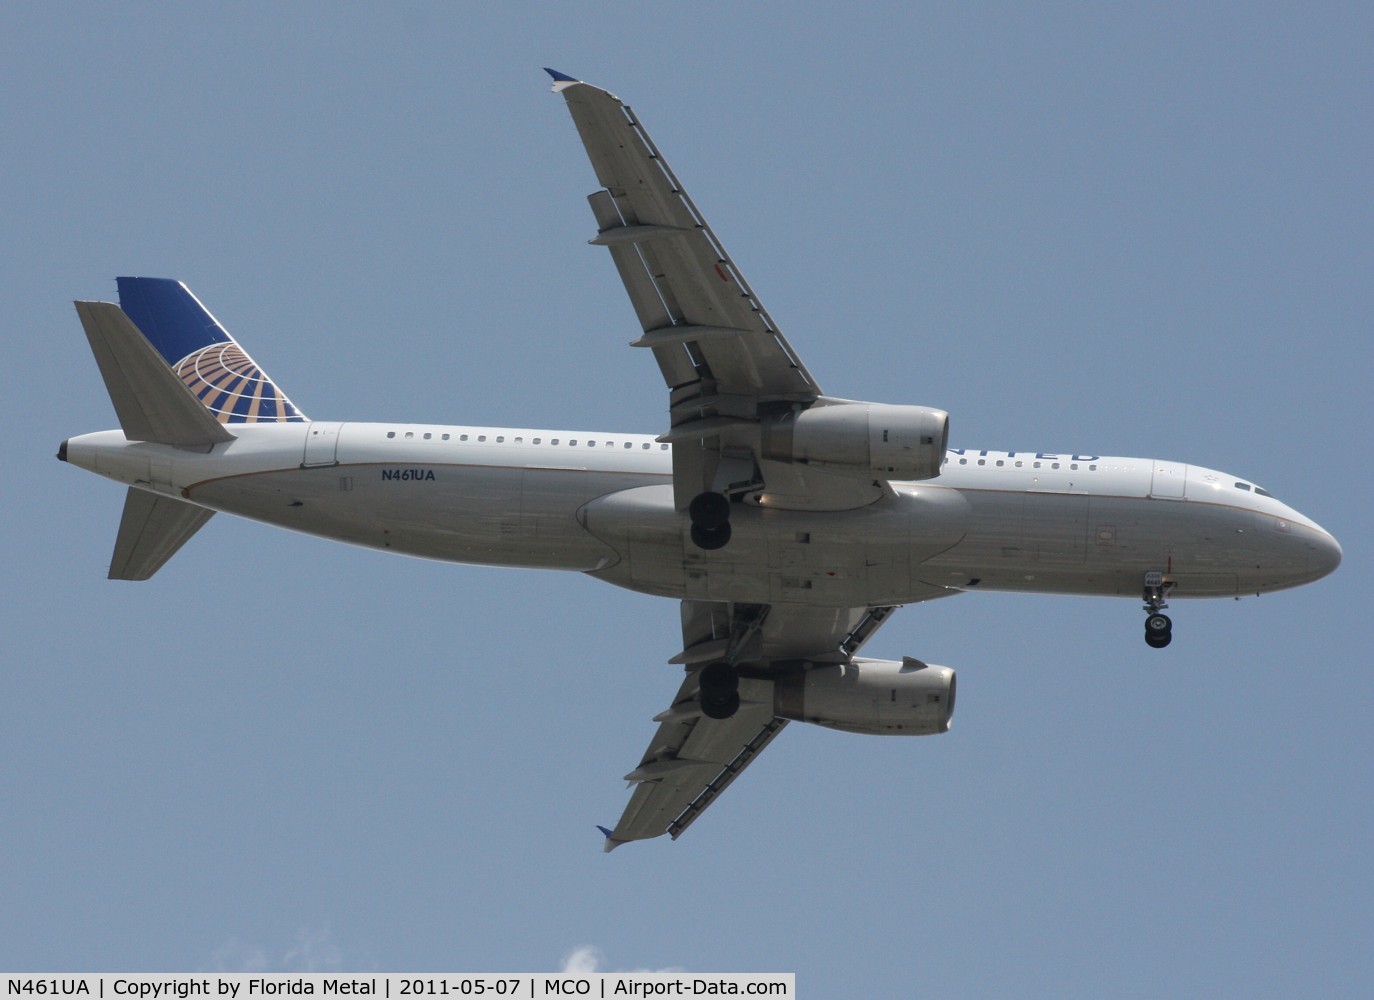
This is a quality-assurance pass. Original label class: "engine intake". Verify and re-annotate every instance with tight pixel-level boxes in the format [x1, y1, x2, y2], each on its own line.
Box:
[774, 657, 955, 736]
[762, 402, 949, 481]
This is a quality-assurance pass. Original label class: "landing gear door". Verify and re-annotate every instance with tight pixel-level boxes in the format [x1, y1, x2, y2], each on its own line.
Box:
[1149, 461, 1187, 499]
[303, 421, 343, 467]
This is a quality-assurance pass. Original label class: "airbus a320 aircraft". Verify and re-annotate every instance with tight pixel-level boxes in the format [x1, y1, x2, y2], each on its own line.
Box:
[59, 70, 1341, 849]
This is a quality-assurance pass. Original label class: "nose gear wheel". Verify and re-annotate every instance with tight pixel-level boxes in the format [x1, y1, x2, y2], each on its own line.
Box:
[1142, 571, 1175, 648]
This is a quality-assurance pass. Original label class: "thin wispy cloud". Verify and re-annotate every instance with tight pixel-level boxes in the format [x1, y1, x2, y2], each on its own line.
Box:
[561, 946, 603, 974]
[209, 927, 345, 973]
[560, 945, 682, 975]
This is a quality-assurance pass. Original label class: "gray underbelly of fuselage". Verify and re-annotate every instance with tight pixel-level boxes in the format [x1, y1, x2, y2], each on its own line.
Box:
[920, 489, 1314, 599]
[186, 463, 641, 570]
[581, 482, 974, 606]
[187, 463, 1304, 604]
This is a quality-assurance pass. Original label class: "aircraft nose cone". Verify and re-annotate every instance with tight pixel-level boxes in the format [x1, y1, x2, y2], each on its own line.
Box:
[1310, 528, 1342, 581]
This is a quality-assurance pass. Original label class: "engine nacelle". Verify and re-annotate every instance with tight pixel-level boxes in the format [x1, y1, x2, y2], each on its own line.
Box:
[761, 402, 949, 481]
[774, 657, 955, 736]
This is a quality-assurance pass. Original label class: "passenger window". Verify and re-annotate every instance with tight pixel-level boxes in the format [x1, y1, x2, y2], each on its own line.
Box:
[496, 436, 504, 443]
[533, 437, 541, 444]
[386, 431, 395, 439]
[404, 432, 414, 439]
[461, 434, 469, 441]
[441, 433, 450, 441]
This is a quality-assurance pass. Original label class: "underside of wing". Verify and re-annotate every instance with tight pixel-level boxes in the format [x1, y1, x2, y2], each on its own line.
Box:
[551, 72, 960, 850]
[605, 672, 786, 848]
[599, 600, 913, 850]
[550, 72, 820, 409]
[548, 71, 873, 511]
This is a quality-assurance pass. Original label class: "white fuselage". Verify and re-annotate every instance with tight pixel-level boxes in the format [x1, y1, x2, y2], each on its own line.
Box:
[63, 421, 1341, 606]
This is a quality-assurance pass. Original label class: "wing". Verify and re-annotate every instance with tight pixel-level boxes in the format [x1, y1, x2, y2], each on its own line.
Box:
[548, 70, 881, 510]
[548, 70, 818, 406]
[599, 600, 901, 850]
[547, 71, 927, 848]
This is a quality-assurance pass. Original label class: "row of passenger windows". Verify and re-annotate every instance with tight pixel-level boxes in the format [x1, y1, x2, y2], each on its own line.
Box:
[384, 430, 669, 450]
[943, 458, 1276, 498]
[372, 434, 1274, 498]
[375, 436, 1279, 498]
[943, 457, 1098, 471]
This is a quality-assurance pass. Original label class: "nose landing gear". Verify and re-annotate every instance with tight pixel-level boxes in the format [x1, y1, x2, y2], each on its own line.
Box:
[1142, 571, 1175, 648]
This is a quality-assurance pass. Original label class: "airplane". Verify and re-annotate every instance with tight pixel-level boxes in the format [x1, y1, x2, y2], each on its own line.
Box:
[58, 69, 1341, 850]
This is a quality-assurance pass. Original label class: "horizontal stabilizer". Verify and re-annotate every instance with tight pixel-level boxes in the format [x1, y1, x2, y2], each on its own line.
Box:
[75, 301, 235, 447]
[109, 487, 215, 581]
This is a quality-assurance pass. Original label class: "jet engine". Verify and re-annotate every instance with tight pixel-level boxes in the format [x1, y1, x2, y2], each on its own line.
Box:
[773, 657, 955, 736]
[761, 402, 949, 481]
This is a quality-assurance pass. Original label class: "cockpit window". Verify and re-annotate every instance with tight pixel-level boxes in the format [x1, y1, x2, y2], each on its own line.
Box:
[1255, 487, 1273, 498]
[1234, 482, 1251, 491]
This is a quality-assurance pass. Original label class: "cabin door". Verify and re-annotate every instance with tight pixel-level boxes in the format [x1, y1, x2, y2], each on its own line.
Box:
[302, 422, 342, 467]
[1149, 461, 1188, 499]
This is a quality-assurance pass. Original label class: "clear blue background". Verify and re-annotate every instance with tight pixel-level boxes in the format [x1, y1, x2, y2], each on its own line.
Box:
[4, 3, 1370, 995]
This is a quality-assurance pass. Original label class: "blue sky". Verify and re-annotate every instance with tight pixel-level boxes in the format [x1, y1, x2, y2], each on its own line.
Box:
[4, 3, 1371, 994]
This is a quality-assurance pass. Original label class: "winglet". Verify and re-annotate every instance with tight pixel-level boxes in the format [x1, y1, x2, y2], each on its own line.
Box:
[596, 825, 624, 853]
[544, 67, 580, 93]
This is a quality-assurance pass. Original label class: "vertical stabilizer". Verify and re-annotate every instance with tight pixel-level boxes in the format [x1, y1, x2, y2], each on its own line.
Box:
[116, 277, 306, 424]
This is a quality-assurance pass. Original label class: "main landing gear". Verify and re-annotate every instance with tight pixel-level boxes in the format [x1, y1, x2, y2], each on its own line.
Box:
[689, 491, 732, 550]
[1142, 571, 1175, 648]
[698, 662, 741, 719]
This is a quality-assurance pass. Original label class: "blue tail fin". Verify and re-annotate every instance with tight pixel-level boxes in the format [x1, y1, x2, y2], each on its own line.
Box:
[117, 277, 306, 423]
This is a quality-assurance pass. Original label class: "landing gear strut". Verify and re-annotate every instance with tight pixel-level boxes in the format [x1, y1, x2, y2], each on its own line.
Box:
[689, 491, 732, 550]
[1142, 571, 1174, 648]
[698, 662, 741, 719]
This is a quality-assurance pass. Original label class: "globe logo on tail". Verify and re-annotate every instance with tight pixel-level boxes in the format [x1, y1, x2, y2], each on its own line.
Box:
[174, 342, 304, 423]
